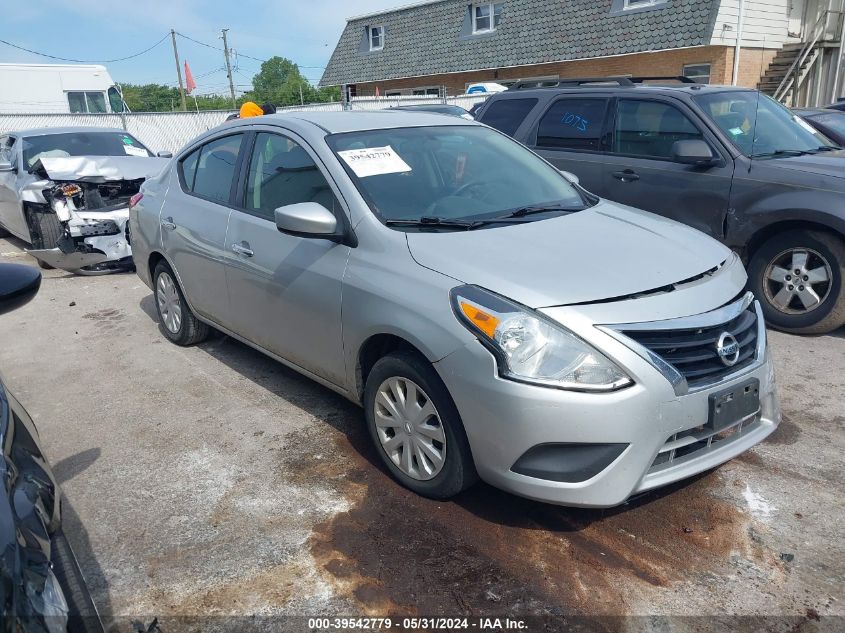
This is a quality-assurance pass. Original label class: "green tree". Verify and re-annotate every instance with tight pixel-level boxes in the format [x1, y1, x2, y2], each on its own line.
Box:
[244, 56, 339, 107]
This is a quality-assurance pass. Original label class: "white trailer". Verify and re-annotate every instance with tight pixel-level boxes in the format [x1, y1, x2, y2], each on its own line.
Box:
[0, 63, 127, 114]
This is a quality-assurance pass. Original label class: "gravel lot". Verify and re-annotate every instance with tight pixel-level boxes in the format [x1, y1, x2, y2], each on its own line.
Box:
[0, 236, 843, 631]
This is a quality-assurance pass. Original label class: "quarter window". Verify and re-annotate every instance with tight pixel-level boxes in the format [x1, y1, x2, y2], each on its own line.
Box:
[66, 91, 108, 113]
[244, 133, 338, 220]
[536, 98, 610, 151]
[478, 98, 538, 137]
[186, 135, 243, 204]
[473, 3, 503, 33]
[369, 25, 384, 51]
[611, 100, 704, 160]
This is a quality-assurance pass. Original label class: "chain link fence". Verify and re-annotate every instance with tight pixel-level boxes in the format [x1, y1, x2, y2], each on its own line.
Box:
[0, 94, 489, 154]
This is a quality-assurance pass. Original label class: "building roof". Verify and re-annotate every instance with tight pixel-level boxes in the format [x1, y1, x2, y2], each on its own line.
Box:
[320, 0, 720, 87]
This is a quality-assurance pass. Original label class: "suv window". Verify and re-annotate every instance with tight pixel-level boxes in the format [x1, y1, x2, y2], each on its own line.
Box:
[536, 98, 609, 151]
[243, 132, 338, 220]
[479, 98, 538, 136]
[187, 134, 243, 204]
[611, 99, 703, 159]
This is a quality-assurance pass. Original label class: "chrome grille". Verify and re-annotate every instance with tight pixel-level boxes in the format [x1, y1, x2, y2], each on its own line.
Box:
[622, 302, 759, 389]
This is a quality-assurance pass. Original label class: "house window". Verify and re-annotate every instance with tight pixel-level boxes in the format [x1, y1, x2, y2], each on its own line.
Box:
[683, 63, 712, 84]
[368, 25, 384, 51]
[623, 0, 659, 8]
[472, 3, 503, 33]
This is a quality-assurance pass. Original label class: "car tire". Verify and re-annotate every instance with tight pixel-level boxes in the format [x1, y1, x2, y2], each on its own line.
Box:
[153, 261, 210, 346]
[748, 230, 845, 334]
[29, 207, 63, 250]
[363, 350, 477, 499]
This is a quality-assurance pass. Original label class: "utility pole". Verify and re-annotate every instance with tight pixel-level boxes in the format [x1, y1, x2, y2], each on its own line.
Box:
[221, 29, 237, 109]
[170, 30, 187, 111]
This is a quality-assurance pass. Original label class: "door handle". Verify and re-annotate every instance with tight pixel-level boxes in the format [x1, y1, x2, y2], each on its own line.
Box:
[611, 169, 640, 182]
[231, 242, 254, 257]
[161, 217, 176, 230]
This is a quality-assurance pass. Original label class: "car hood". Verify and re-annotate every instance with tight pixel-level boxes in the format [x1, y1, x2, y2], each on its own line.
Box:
[30, 155, 170, 182]
[763, 150, 845, 181]
[405, 201, 732, 309]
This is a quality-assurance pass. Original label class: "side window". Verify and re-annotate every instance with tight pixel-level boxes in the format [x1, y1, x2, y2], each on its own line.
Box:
[191, 135, 243, 204]
[478, 98, 538, 137]
[243, 133, 338, 220]
[66, 91, 108, 113]
[612, 100, 704, 160]
[67, 92, 86, 113]
[179, 146, 201, 191]
[536, 98, 609, 151]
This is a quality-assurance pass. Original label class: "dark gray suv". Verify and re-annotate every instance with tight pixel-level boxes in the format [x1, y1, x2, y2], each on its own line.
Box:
[477, 77, 845, 334]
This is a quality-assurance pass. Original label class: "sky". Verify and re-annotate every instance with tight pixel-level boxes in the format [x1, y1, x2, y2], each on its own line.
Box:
[0, 0, 403, 94]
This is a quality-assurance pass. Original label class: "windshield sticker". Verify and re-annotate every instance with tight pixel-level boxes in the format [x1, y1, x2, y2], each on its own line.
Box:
[794, 116, 820, 135]
[729, 127, 744, 136]
[338, 145, 412, 178]
[123, 145, 148, 157]
[122, 136, 135, 145]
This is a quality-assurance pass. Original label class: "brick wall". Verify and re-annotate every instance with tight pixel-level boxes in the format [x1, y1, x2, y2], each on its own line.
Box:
[350, 45, 779, 95]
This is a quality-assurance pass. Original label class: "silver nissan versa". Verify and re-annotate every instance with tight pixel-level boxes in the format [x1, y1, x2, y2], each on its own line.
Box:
[130, 112, 780, 507]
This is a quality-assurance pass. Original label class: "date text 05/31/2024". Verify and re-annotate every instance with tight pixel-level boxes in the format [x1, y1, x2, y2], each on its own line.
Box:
[307, 617, 528, 630]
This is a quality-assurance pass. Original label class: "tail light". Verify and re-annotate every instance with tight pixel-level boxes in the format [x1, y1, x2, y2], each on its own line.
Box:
[129, 193, 143, 210]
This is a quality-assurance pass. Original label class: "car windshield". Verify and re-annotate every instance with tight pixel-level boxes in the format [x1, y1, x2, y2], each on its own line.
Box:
[695, 91, 834, 157]
[326, 125, 587, 228]
[22, 131, 152, 169]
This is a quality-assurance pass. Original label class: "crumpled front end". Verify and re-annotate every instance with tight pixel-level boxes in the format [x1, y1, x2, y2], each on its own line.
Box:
[23, 156, 168, 275]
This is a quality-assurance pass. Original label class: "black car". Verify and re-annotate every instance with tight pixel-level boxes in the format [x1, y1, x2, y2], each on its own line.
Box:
[794, 107, 845, 146]
[475, 77, 845, 334]
[0, 263, 103, 633]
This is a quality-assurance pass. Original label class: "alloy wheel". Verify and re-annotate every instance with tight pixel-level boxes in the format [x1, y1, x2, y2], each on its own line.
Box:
[763, 247, 832, 315]
[373, 377, 446, 481]
[156, 272, 183, 334]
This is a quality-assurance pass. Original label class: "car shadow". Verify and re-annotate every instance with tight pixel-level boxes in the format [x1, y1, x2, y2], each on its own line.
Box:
[52, 448, 115, 620]
[136, 293, 707, 533]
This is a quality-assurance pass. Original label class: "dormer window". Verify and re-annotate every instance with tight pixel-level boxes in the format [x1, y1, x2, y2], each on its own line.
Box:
[623, 0, 659, 8]
[472, 3, 503, 34]
[369, 25, 384, 51]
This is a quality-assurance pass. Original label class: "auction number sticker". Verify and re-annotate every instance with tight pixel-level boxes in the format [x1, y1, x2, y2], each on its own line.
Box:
[338, 145, 412, 178]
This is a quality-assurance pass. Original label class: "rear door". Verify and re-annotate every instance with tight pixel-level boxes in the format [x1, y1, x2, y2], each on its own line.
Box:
[527, 96, 612, 195]
[600, 97, 734, 239]
[223, 129, 350, 386]
[162, 133, 243, 324]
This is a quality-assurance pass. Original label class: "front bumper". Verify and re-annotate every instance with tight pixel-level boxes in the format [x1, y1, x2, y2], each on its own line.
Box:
[434, 305, 780, 508]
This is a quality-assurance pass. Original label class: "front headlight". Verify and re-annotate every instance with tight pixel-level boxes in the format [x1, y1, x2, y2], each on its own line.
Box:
[451, 285, 632, 392]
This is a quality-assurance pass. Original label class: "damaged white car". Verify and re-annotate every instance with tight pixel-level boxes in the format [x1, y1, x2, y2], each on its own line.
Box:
[0, 127, 170, 274]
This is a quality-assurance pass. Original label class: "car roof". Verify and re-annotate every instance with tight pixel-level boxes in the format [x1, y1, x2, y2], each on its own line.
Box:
[8, 126, 140, 139]
[227, 111, 475, 134]
[496, 83, 757, 99]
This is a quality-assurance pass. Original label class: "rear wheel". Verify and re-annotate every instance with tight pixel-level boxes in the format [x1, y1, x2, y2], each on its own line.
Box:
[748, 230, 845, 334]
[363, 351, 477, 499]
[153, 261, 210, 345]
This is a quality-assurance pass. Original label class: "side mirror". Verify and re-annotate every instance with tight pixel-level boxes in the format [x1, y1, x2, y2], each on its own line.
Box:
[156, 151, 173, 158]
[0, 264, 41, 316]
[0, 160, 14, 173]
[672, 140, 718, 166]
[274, 202, 339, 239]
[559, 170, 580, 185]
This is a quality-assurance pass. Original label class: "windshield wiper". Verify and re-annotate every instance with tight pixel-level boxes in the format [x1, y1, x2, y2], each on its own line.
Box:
[812, 145, 843, 152]
[751, 149, 813, 158]
[385, 216, 475, 229]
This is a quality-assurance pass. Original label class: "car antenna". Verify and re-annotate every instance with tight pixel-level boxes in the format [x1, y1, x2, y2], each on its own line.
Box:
[748, 90, 762, 172]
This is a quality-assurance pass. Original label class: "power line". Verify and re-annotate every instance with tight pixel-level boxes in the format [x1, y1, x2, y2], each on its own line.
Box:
[175, 31, 325, 69]
[0, 33, 170, 63]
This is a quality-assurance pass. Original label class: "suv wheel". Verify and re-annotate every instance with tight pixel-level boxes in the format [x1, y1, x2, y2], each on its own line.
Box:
[363, 351, 477, 499]
[749, 230, 845, 334]
[153, 261, 210, 345]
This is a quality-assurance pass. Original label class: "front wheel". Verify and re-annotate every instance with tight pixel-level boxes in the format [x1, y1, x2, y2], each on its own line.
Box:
[748, 230, 845, 334]
[363, 351, 477, 499]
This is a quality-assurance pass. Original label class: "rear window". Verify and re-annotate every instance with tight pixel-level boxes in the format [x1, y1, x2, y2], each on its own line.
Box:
[536, 98, 609, 151]
[478, 98, 538, 136]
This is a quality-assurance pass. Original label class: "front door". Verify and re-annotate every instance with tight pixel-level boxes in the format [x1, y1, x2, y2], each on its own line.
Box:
[600, 97, 734, 240]
[161, 133, 243, 322]
[223, 130, 349, 386]
[528, 96, 612, 195]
